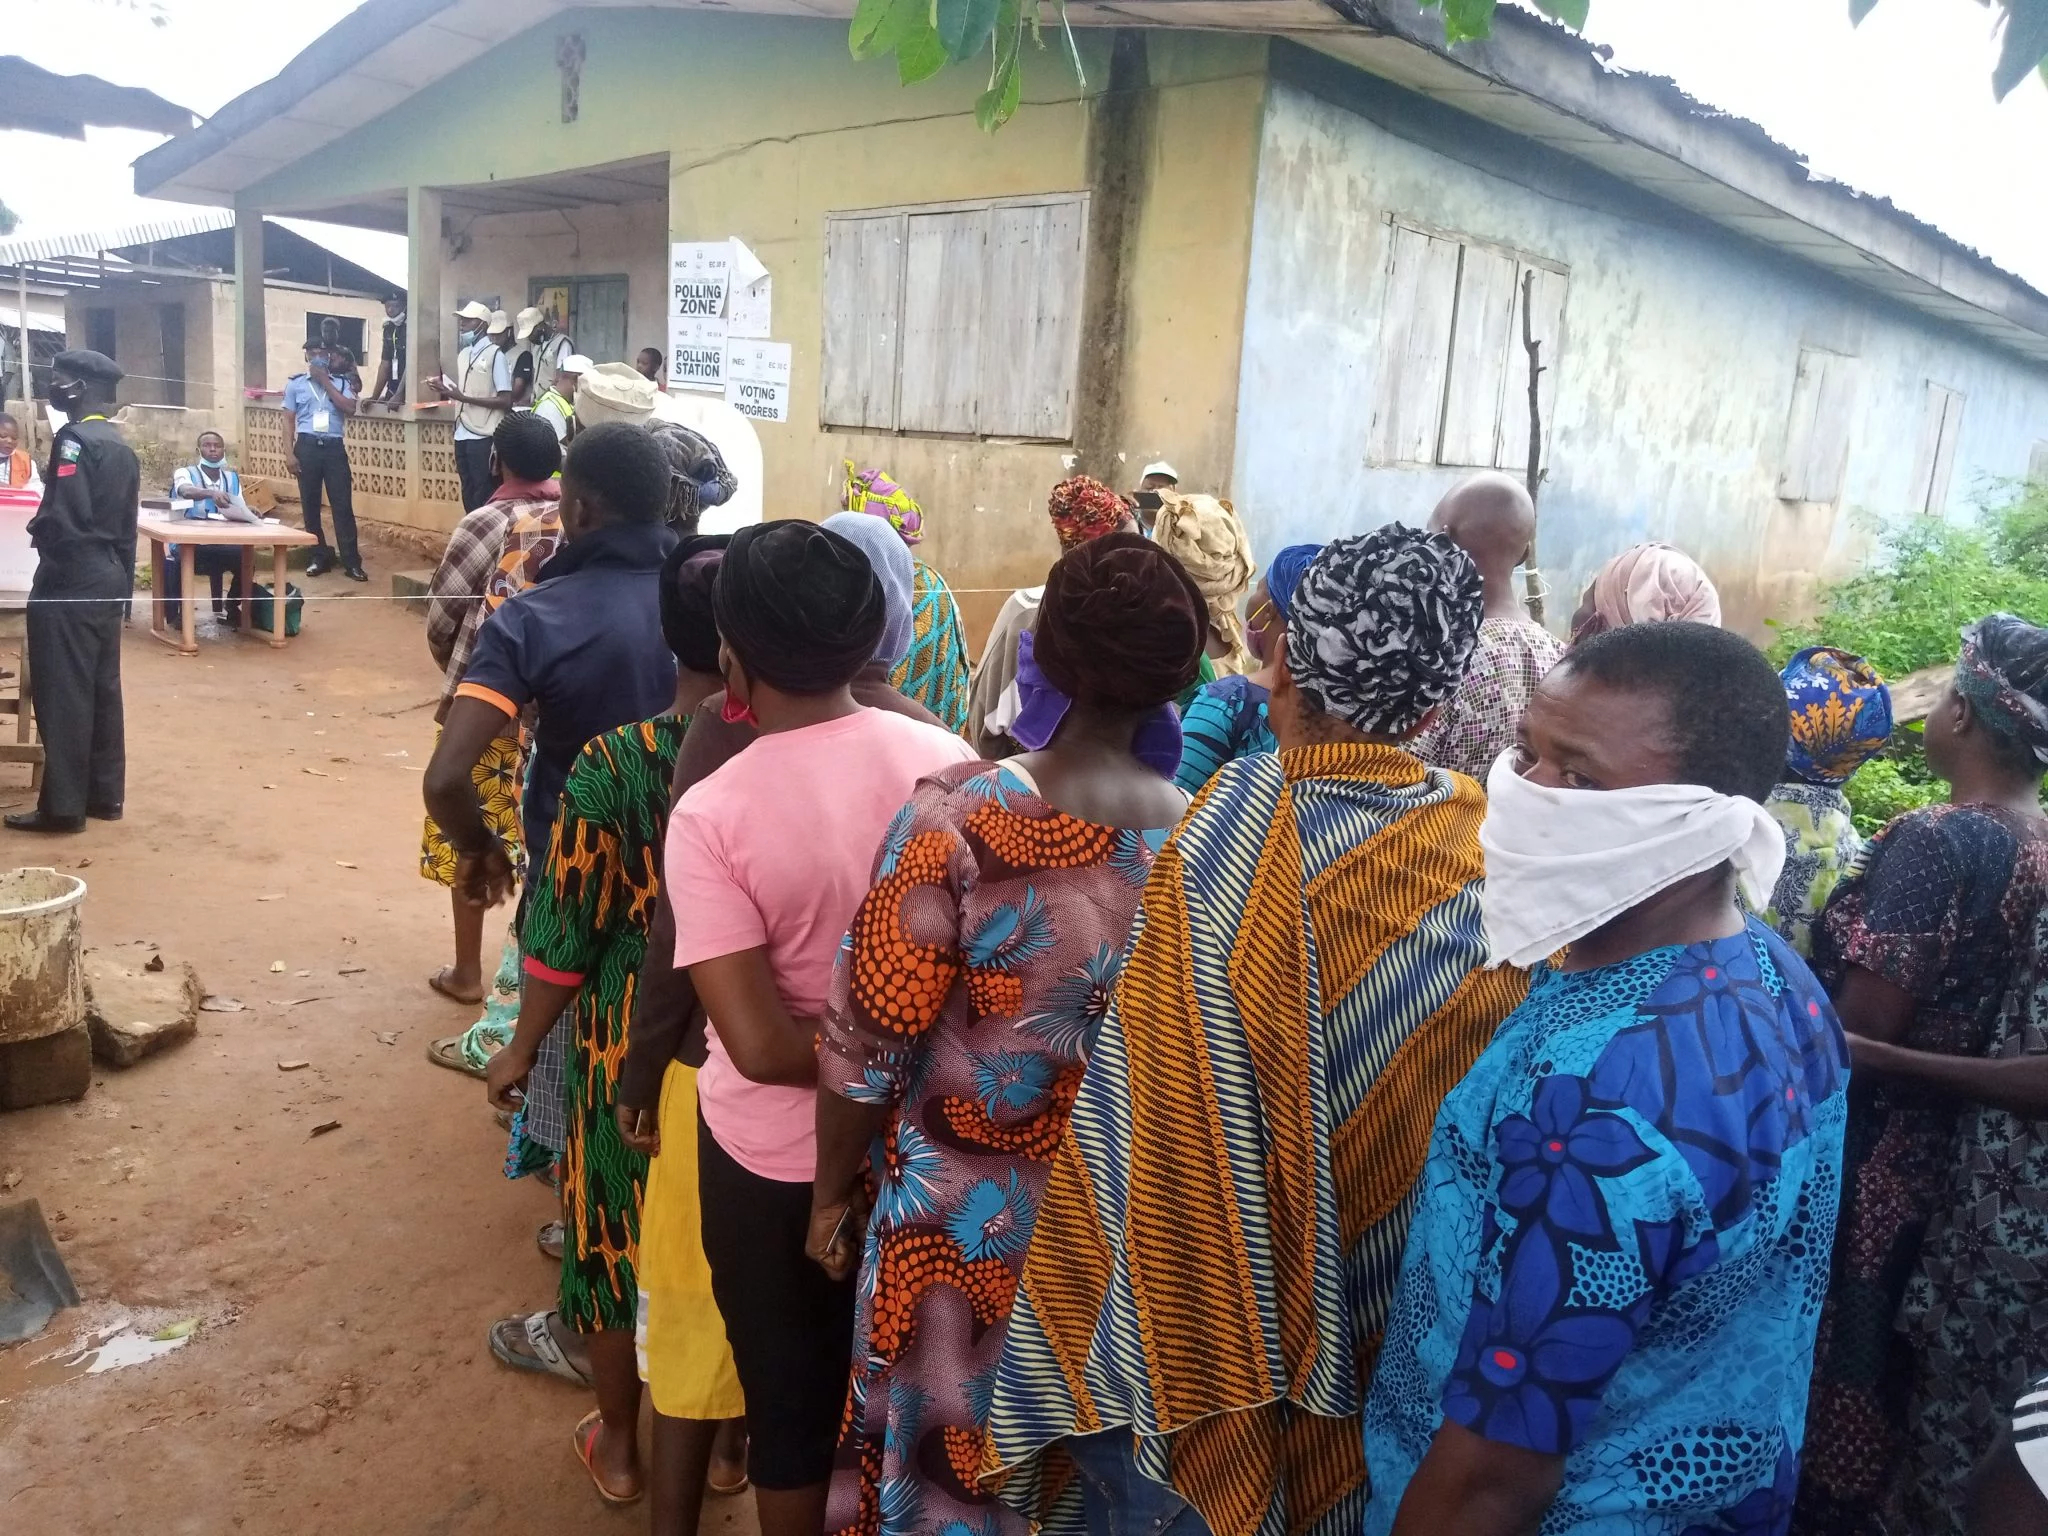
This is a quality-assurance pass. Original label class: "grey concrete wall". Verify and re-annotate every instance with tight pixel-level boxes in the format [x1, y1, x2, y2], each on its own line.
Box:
[1231, 65, 2048, 635]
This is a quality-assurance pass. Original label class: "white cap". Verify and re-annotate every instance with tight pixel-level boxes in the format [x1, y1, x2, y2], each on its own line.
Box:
[514, 305, 547, 341]
[1141, 460, 1179, 483]
[487, 309, 512, 336]
[455, 300, 492, 323]
[577, 362, 658, 428]
[555, 352, 594, 377]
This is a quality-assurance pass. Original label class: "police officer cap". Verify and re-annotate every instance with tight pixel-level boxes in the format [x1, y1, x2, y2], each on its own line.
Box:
[53, 349, 123, 386]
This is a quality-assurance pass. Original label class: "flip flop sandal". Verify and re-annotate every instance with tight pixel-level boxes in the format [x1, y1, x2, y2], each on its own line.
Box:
[426, 968, 486, 1005]
[426, 1035, 487, 1079]
[488, 1310, 590, 1386]
[574, 1409, 643, 1506]
[708, 1468, 750, 1497]
[537, 1219, 564, 1261]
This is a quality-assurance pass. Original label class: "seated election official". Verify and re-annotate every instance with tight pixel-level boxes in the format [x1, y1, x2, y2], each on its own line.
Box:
[161, 429, 244, 627]
[9, 349, 140, 834]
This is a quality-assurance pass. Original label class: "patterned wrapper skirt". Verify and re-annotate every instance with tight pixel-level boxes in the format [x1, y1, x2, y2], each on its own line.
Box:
[419, 729, 525, 884]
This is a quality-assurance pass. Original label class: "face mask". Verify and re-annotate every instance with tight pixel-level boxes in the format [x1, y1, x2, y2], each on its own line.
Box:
[200, 453, 225, 469]
[49, 380, 85, 413]
[1476, 751, 1786, 969]
[720, 693, 758, 727]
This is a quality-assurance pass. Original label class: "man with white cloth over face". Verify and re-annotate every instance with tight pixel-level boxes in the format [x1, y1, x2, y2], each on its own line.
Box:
[1365, 620, 1851, 1536]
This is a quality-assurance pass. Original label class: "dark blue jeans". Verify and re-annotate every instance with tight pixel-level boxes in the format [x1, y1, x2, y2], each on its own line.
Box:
[1065, 1431, 1213, 1536]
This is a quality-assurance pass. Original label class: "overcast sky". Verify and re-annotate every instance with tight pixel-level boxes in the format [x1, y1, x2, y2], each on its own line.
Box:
[1, 0, 2043, 290]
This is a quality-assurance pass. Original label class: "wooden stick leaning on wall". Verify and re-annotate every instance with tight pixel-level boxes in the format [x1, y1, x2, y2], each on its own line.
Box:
[1521, 266, 1547, 625]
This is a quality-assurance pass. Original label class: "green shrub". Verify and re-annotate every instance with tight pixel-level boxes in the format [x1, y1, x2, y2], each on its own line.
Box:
[1843, 753, 1945, 837]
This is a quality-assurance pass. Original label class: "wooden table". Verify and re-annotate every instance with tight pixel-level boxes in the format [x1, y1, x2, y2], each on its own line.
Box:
[138, 516, 319, 656]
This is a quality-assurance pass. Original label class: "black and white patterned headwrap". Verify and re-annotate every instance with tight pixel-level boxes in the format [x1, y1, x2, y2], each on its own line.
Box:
[1285, 523, 1483, 736]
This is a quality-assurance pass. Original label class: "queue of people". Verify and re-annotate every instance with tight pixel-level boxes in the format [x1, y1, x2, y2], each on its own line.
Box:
[406, 434, 2048, 1536]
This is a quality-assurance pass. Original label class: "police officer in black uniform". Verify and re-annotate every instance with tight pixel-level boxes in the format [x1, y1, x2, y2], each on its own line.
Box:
[7, 350, 139, 834]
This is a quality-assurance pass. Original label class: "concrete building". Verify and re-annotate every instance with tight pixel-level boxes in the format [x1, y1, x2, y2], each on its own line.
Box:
[0, 215, 392, 455]
[128, 0, 2048, 638]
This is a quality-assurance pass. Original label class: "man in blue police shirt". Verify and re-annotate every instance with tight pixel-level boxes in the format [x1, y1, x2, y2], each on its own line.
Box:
[282, 337, 366, 581]
[9, 349, 139, 834]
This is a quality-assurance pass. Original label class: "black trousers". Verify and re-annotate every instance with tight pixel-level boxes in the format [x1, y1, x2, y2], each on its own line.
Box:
[455, 436, 495, 513]
[697, 1119, 854, 1491]
[160, 546, 239, 627]
[295, 436, 358, 567]
[27, 555, 127, 820]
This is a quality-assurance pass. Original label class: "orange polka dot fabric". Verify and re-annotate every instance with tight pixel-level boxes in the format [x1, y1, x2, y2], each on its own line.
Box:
[818, 761, 1172, 1536]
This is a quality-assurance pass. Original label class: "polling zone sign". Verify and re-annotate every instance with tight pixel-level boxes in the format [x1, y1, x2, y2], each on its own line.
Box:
[669, 241, 729, 318]
[725, 341, 792, 423]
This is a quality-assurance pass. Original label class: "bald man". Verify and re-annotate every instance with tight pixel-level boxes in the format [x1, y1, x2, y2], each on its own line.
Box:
[1411, 472, 1566, 781]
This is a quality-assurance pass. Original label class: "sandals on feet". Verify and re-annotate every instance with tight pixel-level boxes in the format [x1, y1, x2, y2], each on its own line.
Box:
[426, 1035, 487, 1079]
[427, 968, 485, 1005]
[537, 1219, 564, 1261]
[574, 1409, 643, 1506]
[487, 1310, 590, 1386]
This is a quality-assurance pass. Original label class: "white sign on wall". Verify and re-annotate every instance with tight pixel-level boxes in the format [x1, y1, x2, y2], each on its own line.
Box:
[725, 340, 792, 423]
[668, 315, 727, 392]
[727, 238, 773, 340]
[669, 241, 730, 319]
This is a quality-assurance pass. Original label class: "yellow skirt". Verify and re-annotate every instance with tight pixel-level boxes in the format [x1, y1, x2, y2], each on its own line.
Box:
[635, 1061, 746, 1421]
[419, 729, 525, 884]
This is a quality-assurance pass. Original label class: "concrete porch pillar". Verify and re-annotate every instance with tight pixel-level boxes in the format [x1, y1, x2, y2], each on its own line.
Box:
[233, 204, 265, 394]
[407, 186, 444, 398]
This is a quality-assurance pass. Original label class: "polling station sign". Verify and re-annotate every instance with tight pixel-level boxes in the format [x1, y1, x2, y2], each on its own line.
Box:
[669, 316, 727, 392]
[724, 341, 791, 423]
[669, 242, 730, 319]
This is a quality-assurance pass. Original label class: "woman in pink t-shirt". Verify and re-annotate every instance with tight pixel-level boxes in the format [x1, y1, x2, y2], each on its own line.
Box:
[667, 521, 974, 1536]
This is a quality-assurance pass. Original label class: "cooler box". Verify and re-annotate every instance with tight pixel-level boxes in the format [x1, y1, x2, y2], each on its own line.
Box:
[0, 488, 38, 592]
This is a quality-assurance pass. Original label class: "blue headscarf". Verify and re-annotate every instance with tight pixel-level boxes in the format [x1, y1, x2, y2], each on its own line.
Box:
[821, 512, 914, 667]
[1266, 543, 1323, 621]
[1782, 646, 1893, 786]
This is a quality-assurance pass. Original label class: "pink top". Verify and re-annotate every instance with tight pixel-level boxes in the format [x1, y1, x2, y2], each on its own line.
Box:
[668, 707, 977, 1182]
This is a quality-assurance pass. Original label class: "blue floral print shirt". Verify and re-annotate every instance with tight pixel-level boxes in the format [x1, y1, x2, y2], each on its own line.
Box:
[1364, 919, 1849, 1535]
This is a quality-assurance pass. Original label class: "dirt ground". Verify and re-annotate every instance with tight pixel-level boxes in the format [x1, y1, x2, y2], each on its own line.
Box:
[0, 533, 761, 1536]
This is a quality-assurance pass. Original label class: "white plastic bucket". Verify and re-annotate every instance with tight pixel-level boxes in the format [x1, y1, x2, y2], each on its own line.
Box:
[0, 867, 86, 1044]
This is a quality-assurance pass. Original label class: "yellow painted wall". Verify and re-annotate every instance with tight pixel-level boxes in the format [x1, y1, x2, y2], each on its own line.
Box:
[239, 11, 1271, 639]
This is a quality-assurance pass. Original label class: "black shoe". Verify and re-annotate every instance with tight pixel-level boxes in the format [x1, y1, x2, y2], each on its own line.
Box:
[6, 811, 84, 834]
[340, 565, 369, 583]
[86, 804, 122, 822]
[304, 552, 335, 577]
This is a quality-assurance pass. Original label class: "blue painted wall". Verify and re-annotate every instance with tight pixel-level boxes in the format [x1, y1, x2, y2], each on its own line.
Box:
[1230, 50, 2048, 635]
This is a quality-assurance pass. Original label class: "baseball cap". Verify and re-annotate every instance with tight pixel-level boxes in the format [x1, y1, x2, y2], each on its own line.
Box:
[555, 353, 594, 377]
[487, 309, 511, 336]
[514, 306, 547, 342]
[1141, 460, 1179, 482]
[455, 301, 492, 323]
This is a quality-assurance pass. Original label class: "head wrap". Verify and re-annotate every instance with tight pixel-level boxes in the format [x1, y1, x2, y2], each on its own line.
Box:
[842, 461, 923, 545]
[1033, 533, 1207, 710]
[1956, 614, 2048, 766]
[1265, 543, 1323, 623]
[1285, 523, 1483, 737]
[1011, 630, 1187, 779]
[1047, 476, 1129, 551]
[714, 521, 886, 695]
[647, 421, 737, 531]
[821, 512, 915, 666]
[1152, 492, 1258, 675]
[578, 362, 658, 430]
[660, 534, 729, 675]
[1577, 543, 1721, 639]
[1782, 646, 1893, 786]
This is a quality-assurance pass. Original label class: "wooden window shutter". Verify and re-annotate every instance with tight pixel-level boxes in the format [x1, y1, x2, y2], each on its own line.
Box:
[1438, 244, 1518, 468]
[1368, 225, 1462, 465]
[821, 212, 907, 431]
[980, 198, 1087, 440]
[897, 209, 988, 435]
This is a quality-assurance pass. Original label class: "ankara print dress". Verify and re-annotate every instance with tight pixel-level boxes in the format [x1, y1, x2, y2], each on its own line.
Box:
[819, 762, 1166, 1536]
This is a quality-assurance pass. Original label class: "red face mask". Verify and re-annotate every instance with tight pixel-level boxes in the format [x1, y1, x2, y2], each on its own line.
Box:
[720, 692, 758, 727]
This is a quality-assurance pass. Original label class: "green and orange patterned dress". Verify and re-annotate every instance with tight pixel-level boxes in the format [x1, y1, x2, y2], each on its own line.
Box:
[521, 712, 686, 1334]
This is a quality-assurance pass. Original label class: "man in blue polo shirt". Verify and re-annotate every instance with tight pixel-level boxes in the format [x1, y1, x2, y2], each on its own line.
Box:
[281, 338, 365, 581]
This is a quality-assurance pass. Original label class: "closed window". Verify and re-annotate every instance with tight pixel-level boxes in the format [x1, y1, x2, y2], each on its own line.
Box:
[1777, 347, 1861, 504]
[1368, 221, 1567, 470]
[84, 307, 116, 361]
[821, 194, 1088, 440]
[1906, 381, 1966, 516]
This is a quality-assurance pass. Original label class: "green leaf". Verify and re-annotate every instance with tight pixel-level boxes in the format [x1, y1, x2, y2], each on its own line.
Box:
[976, 52, 1024, 130]
[851, 0, 927, 59]
[1440, 0, 1499, 44]
[897, 22, 951, 83]
[1848, 0, 1880, 22]
[850, 0, 897, 56]
[938, 0, 1001, 62]
[1531, 0, 1589, 27]
[1992, 0, 2048, 98]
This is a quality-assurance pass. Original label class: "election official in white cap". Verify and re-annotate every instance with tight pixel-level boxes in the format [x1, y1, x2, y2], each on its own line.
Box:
[435, 304, 515, 509]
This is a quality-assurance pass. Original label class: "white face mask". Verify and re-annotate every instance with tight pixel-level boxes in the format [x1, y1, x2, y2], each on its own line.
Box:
[1477, 751, 1786, 970]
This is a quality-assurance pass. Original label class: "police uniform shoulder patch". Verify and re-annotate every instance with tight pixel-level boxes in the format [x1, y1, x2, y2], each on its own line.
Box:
[59, 439, 82, 462]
